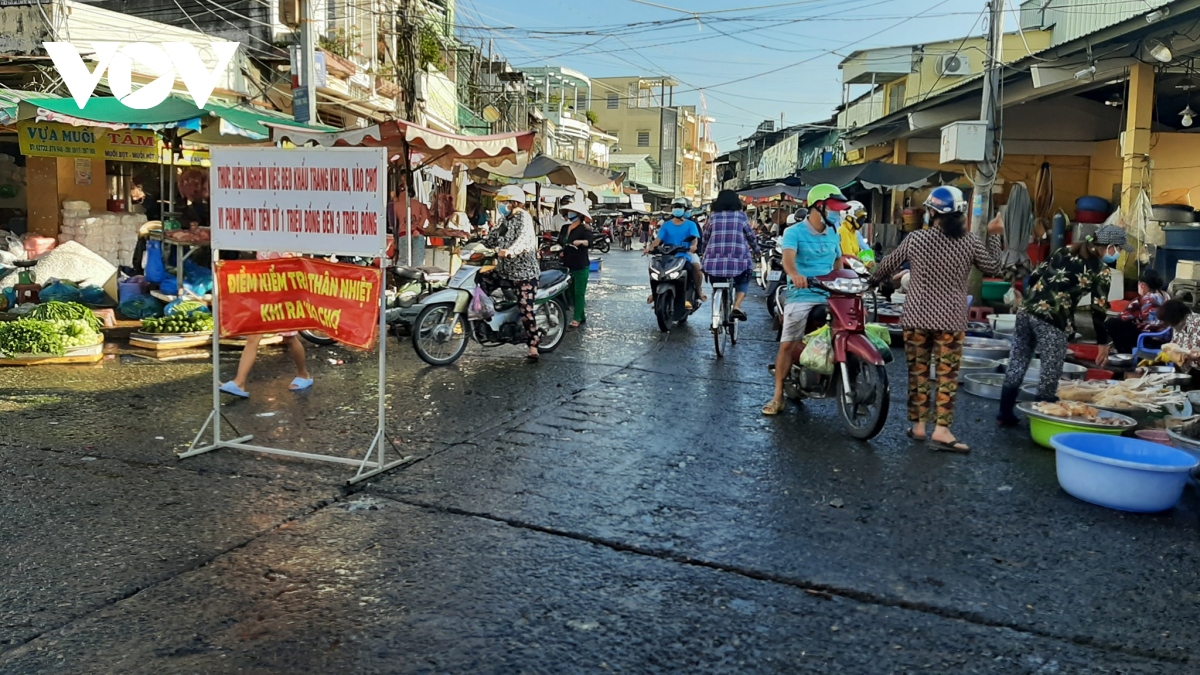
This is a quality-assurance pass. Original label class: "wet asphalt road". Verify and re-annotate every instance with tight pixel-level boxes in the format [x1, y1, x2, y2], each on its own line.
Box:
[1, 250, 1199, 673]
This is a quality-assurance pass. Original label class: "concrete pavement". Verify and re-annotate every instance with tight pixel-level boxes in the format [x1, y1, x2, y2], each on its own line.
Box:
[0, 249, 1197, 673]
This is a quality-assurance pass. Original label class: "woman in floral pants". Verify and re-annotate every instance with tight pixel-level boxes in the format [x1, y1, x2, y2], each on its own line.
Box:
[871, 186, 1004, 452]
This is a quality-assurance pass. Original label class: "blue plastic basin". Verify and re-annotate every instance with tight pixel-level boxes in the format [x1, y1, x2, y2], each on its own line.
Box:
[1050, 433, 1198, 512]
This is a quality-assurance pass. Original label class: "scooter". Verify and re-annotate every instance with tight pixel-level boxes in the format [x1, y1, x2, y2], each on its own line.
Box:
[410, 242, 571, 366]
[764, 239, 785, 326]
[595, 227, 612, 254]
[779, 270, 890, 440]
[648, 240, 701, 332]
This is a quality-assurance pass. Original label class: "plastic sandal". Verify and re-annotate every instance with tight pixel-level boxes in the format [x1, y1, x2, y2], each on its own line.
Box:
[220, 382, 250, 398]
[289, 377, 314, 391]
[761, 399, 786, 416]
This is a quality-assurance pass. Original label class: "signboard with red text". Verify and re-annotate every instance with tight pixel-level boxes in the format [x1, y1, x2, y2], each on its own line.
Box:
[210, 147, 387, 257]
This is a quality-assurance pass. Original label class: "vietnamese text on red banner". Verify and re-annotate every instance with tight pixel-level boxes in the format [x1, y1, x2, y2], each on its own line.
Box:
[216, 257, 383, 349]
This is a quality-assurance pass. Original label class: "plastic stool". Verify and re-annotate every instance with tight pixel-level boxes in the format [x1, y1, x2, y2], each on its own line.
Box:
[968, 306, 995, 322]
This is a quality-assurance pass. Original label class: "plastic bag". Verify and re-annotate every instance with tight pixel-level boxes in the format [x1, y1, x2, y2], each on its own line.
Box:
[799, 325, 834, 375]
[79, 285, 108, 306]
[468, 286, 494, 320]
[144, 239, 167, 284]
[39, 280, 83, 303]
[118, 294, 164, 319]
[865, 323, 894, 363]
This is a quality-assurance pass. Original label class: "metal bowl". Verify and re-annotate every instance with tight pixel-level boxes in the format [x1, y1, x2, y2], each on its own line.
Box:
[1016, 401, 1138, 430]
[999, 358, 1087, 382]
[963, 337, 1011, 360]
[959, 357, 1000, 382]
[1107, 354, 1134, 368]
[965, 373, 1034, 400]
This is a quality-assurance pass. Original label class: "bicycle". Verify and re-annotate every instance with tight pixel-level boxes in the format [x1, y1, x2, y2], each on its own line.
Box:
[710, 278, 738, 357]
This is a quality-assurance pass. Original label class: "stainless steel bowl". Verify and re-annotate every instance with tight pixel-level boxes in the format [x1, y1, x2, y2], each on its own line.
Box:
[998, 358, 1087, 382]
[959, 357, 1000, 382]
[963, 337, 1011, 360]
[1016, 401, 1138, 430]
[965, 373, 1034, 400]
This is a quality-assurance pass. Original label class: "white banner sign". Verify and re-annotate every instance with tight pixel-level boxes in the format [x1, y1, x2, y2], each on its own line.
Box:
[210, 146, 387, 257]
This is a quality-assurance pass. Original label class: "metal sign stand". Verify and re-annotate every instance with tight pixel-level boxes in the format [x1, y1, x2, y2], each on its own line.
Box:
[179, 248, 408, 484]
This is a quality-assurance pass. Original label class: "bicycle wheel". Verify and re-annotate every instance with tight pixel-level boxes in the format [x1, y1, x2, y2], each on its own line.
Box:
[729, 292, 739, 346]
[712, 287, 728, 358]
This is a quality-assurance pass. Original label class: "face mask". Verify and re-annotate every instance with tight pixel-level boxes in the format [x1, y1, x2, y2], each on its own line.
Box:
[672, 208, 685, 218]
[566, 213, 579, 222]
[498, 203, 510, 217]
[1102, 249, 1119, 265]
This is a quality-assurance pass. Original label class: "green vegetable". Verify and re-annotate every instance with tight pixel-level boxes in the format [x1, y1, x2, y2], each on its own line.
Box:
[28, 301, 103, 332]
[0, 319, 66, 356]
[141, 313, 214, 334]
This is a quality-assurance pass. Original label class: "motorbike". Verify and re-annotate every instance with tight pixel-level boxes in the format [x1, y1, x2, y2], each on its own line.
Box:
[410, 242, 571, 366]
[648, 240, 701, 332]
[594, 227, 612, 254]
[383, 263, 452, 335]
[778, 270, 890, 440]
[763, 239, 785, 325]
[755, 235, 777, 290]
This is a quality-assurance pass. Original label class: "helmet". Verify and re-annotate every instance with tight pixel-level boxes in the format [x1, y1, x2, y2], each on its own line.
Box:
[924, 186, 965, 214]
[497, 185, 527, 203]
[845, 200, 866, 216]
[670, 197, 692, 209]
[806, 183, 848, 209]
[786, 214, 797, 225]
[560, 202, 592, 222]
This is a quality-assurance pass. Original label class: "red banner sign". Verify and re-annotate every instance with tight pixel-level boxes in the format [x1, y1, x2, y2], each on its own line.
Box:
[216, 257, 383, 349]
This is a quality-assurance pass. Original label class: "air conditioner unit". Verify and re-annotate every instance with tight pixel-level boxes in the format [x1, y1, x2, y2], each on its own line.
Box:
[934, 53, 972, 77]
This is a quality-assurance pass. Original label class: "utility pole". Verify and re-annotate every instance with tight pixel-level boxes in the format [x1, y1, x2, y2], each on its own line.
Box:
[298, 0, 317, 125]
[971, 0, 1005, 236]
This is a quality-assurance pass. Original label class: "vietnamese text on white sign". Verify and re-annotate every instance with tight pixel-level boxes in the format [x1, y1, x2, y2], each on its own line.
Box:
[210, 147, 387, 257]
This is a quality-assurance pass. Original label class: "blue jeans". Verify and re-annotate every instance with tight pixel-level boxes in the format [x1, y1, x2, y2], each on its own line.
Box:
[711, 270, 752, 295]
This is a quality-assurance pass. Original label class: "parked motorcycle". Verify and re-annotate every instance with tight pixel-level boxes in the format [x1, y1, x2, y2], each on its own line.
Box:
[763, 239, 785, 325]
[648, 239, 701, 332]
[779, 270, 890, 440]
[410, 242, 571, 366]
[594, 227, 612, 254]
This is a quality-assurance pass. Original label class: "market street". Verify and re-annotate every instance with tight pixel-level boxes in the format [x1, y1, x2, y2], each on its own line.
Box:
[1, 250, 1198, 673]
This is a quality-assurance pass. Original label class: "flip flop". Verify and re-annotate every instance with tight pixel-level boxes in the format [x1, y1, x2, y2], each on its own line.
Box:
[220, 381, 250, 398]
[929, 439, 970, 454]
[289, 377, 314, 391]
[905, 429, 927, 442]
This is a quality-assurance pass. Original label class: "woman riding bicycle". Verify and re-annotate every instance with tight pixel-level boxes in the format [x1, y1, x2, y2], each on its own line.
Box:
[701, 189, 759, 321]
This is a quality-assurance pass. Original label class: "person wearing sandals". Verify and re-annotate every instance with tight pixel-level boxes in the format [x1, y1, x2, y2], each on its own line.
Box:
[558, 201, 594, 329]
[869, 186, 1005, 452]
[701, 189, 759, 322]
[220, 251, 312, 398]
[481, 185, 542, 360]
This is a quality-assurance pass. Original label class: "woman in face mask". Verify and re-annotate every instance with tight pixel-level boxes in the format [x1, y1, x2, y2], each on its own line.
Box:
[558, 202, 594, 328]
[483, 186, 544, 360]
[997, 223, 1128, 426]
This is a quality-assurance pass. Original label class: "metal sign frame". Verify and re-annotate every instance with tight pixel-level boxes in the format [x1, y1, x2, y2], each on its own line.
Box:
[180, 146, 409, 484]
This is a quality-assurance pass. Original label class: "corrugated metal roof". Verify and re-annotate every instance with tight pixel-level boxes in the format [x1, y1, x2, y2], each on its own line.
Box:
[1022, 0, 1172, 47]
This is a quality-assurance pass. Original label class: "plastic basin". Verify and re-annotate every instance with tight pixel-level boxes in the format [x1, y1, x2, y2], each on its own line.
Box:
[1050, 433, 1198, 512]
[981, 280, 1011, 303]
[1029, 415, 1126, 448]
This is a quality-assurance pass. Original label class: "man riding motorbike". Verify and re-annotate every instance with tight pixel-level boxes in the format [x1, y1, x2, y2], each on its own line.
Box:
[763, 183, 849, 416]
[645, 197, 706, 305]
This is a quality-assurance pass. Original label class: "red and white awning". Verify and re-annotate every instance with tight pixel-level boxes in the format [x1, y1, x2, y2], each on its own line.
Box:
[268, 119, 535, 170]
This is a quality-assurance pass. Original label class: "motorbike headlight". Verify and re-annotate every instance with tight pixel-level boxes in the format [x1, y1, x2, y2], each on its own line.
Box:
[666, 270, 684, 280]
[650, 270, 660, 280]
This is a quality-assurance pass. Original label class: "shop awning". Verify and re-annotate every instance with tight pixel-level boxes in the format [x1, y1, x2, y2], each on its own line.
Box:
[799, 161, 956, 191]
[480, 154, 624, 190]
[269, 118, 536, 170]
[17, 96, 334, 138]
[629, 180, 673, 198]
[737, 184, 809, 201]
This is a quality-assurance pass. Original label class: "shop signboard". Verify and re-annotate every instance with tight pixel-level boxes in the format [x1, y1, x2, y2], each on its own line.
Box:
[18, 120, 159, 162]
[210, 146, 387, 257]
[215, 256, 383, 349]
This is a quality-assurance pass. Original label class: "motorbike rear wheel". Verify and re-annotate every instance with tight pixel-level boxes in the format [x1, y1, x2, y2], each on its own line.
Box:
[595, 239, 611, 254]
[837, 354, 890, 440]
[411, 304, 469, 366]
[300, 330, 336, 346]
[535, 299, 567, 353]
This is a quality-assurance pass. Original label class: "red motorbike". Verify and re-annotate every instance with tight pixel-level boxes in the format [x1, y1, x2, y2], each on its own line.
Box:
[780, 269, 890, 440]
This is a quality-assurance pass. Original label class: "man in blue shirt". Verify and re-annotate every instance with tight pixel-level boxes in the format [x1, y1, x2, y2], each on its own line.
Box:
[763, 184, 847, 416]
[645, 197, 706, 303]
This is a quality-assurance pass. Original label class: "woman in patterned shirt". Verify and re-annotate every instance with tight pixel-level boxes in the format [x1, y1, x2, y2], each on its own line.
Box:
[871, 186, 1004, 453]
[701, 190, 759, 321]
[481, 185, 543, 360]
[997, 224, 1128, 426]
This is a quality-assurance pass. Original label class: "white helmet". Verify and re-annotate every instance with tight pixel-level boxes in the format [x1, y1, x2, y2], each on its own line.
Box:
[786, 214, 797, 225]
[560, 201, 592, 222]
[497, 185, 528, 203]
[845, 200, 865, 216]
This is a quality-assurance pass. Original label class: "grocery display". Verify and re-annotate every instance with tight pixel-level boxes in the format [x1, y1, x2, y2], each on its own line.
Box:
[140, 313, 214, 334]
[0, 319, 65, 356]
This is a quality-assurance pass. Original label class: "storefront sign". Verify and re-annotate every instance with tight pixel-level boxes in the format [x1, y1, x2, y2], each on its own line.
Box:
[18, 121, 159, 162]
[210, 147, 387, 257]
[216, 256, 382, 349]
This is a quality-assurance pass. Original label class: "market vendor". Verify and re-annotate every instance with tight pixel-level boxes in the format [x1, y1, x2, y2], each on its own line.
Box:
[1153, 300, 1200, 367]
[1104, 269, 1169, 354]
[997, 224, 1128, 426]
